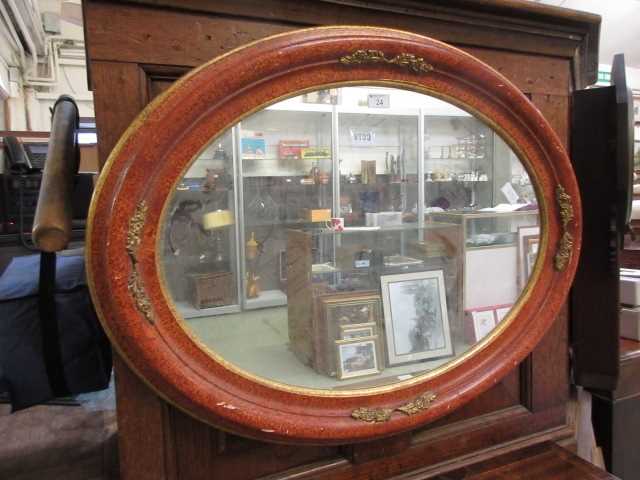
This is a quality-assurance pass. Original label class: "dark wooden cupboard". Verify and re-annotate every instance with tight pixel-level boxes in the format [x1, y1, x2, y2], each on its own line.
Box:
[82, 1, 612, 478]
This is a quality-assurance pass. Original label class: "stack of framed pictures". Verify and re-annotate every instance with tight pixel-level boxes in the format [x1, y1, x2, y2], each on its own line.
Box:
[316, 291, 383, 378]
[314, 270, 455, 381]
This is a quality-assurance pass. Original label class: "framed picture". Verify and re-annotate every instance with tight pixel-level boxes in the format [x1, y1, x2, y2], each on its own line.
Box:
[380, 270, 453, 365]
[634, 93, 640, 124]
[495, 305, 512, 323]
[341, 322, 376, 340]
[525, 237, 540, 281]
[315, 292, 382, 375]
[278, 249, 287, 286]
[335, 336, 380, 379]
[302, 88, 339, 105]
[517, 226, 540, 290]
[470, 310, 496, 341]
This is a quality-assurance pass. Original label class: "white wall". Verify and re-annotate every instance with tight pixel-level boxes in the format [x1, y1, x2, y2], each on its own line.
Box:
[0, 0, 93, 134]
[31, 0, 93, 130]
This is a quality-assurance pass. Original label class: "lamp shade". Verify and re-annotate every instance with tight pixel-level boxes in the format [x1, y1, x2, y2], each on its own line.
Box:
[202, 209, 234, 230]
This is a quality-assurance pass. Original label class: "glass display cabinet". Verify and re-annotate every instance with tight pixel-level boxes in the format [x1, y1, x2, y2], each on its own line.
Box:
[86, 26, 581, 444]
[426, 210, 540, 309]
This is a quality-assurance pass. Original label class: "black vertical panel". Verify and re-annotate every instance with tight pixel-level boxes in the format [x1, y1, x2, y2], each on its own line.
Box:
[570, 85, 620, 391]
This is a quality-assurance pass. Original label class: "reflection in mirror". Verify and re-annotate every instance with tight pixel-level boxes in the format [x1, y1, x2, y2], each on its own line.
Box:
[160, 86, 539, 390]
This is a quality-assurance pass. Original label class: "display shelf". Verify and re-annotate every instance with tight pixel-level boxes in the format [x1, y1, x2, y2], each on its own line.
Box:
[244, 289, 288, 310]
[265, 101, 333, 113]
[425, 179, 490, 183]
[300, 223, 424, 238]
[337, 106, 419, 117]
[175, 301, 241, 319]
[243, 172, 331, 178]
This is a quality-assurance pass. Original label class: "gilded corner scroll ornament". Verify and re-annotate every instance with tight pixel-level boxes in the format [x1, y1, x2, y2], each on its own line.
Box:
[340, 49, 434, 74]
[352, 391, 437, 423]
[554, 185, 574, 272]
[126, 201, 154, 323]
[397, 391, 437, 416]
[351, 407, 393, 423]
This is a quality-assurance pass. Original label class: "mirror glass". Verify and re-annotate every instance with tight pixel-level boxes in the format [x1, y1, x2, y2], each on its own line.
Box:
[160, 86, 540, 390]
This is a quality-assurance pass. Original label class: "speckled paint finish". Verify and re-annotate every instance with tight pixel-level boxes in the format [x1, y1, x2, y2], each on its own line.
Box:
[86, 26, 582, 445]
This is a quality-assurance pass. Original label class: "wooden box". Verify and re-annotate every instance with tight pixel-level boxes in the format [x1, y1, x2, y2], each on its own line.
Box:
[360, 160, 376, 185]
[188, 271, 234, 309]
[300, 208, 331, 222]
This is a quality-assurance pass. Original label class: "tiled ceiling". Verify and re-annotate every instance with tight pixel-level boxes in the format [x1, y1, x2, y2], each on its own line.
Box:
[531, 0, 640, 68]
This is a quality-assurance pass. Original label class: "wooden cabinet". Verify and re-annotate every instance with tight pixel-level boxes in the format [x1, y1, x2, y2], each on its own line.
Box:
[592, 339, 640, 478]
[82, 1, 611, 479]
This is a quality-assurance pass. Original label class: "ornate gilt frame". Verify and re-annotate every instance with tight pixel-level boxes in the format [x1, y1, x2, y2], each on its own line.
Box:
[86, 26, 582, 444]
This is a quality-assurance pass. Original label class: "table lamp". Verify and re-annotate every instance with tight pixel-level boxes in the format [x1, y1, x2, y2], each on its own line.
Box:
[202, 209, 234, 269]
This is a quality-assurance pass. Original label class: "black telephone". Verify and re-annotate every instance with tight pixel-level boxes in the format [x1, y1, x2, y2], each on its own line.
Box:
[3, 136, 47, 174]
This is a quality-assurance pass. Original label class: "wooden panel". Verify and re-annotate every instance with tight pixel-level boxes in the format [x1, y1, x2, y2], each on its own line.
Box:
[84, 3, 294, 68]
[90, 61, 147, 167]
[257, 407, 570, 480]
[427, 442, 617, 480]
[527, 94, 570, 412]
[85, 0, 599, 88]
[530, 305, 569, 412]
[531, 93, 569, 148]
[85, 3, 577, 97]
[465, 49, 571, 97]
[113, 355, 170, 480]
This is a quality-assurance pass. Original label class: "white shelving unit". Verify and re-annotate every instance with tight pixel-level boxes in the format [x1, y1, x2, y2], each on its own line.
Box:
[178, 86, 517, 313]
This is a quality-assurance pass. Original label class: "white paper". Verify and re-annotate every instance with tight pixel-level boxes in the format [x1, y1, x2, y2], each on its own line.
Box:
[500, 182, 520, 204]
[479, 203, 527, 213]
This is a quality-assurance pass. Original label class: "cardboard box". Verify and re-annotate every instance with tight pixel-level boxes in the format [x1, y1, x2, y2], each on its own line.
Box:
[241, 132, 266, 159]
[365, 211, 403, 227]
[278, 140, 309, 160]
[361, 160, 376, 185]
[300, 147, 331, 160]
[620, 275, 640, 306]
[621, 306, 640, 340]
[300, 208, 331, 222]
[189, 271, 234, 309]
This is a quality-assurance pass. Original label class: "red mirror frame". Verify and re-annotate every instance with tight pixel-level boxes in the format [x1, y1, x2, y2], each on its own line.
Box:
[87, 26, 581, 444]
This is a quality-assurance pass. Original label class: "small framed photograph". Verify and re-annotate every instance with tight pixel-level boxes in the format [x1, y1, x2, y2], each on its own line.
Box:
[517, 226, 540, 290]
[633, 93, 640, 123]
[495, 305, 511, 323]
[315, 292, 382, 375]
[335, 336, 380, 379]
[470, 310, 496, 341]
[278, 250, 287, 285]
[525, 237, 539, 280]
[340, 322, 376, 340]
[380, 270, 453, 365]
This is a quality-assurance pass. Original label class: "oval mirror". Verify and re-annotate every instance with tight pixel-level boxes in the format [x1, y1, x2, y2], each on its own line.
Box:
[87, 27, 580, 443]
[160, 86, 539, 391]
